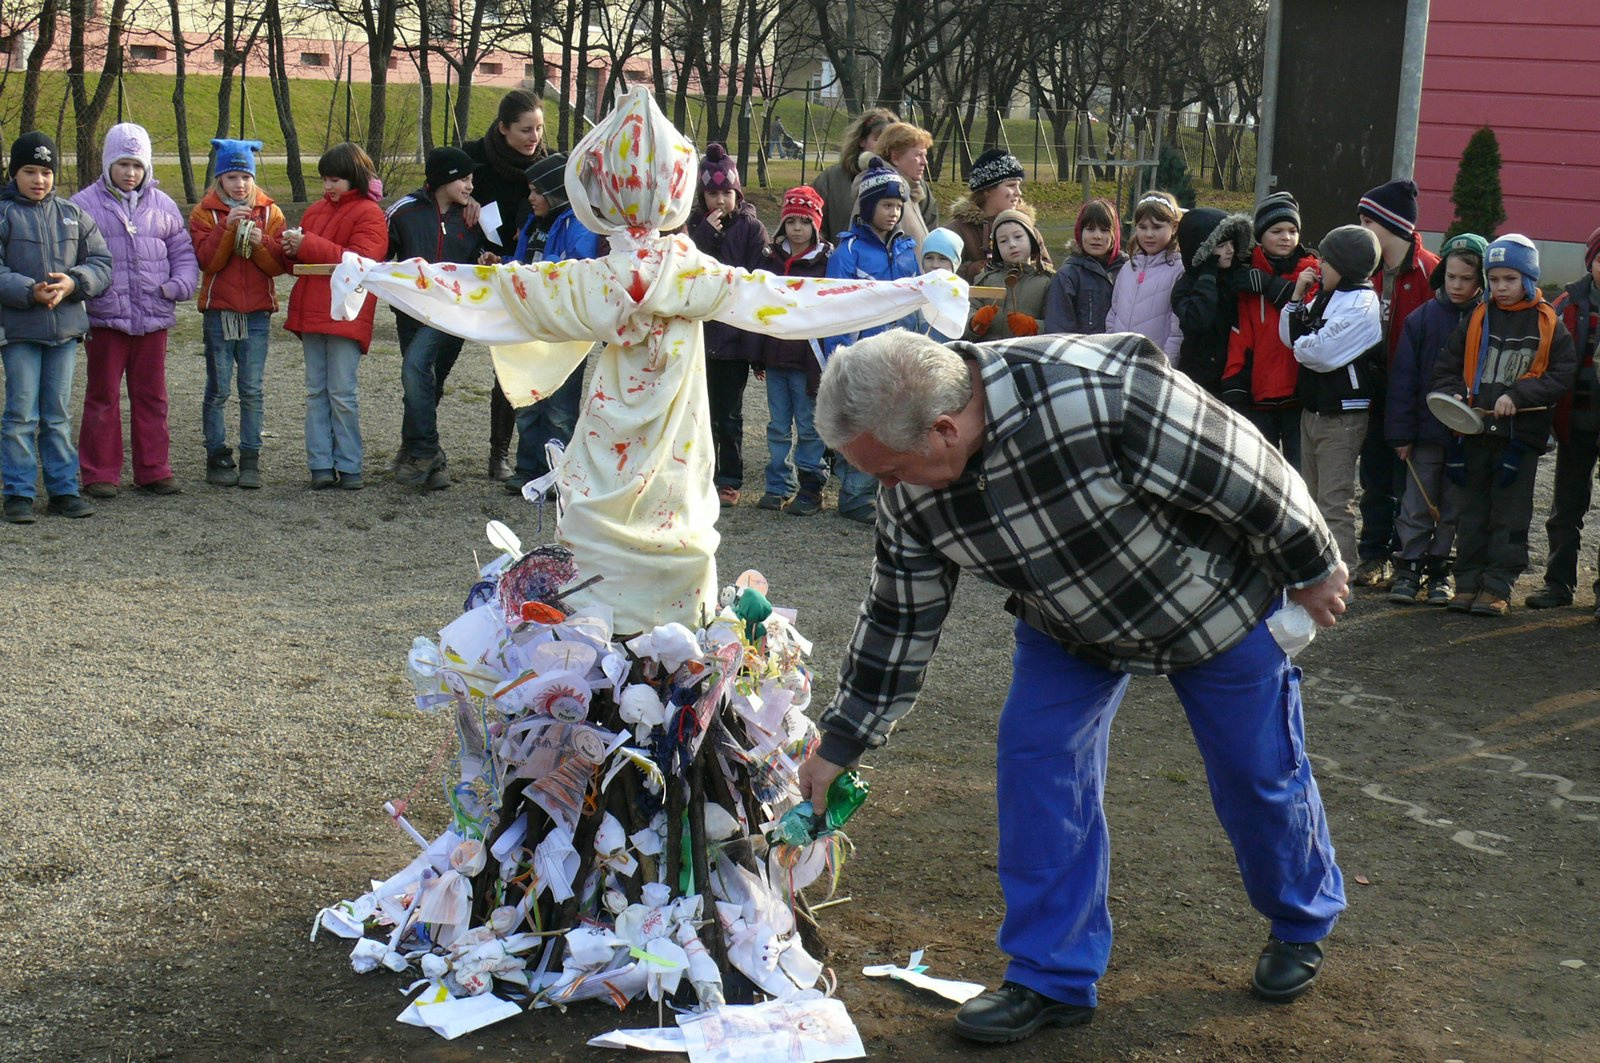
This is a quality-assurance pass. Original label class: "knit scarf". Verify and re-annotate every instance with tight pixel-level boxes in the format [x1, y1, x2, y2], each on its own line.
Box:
[1462, 296, 1558, 398]
[219, 190, 258, 339]
[481, 122, 545, 183]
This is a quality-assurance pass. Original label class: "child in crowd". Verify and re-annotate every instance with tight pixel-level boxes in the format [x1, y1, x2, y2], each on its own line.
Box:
[1279, 224, 1385, 570]
[1530, 226, 1600, 612]
[1221, 191, 1316, 467]
[1106, 190, 1183, 361]
[1043, 197, 1125, 334]
[1430, 235, 1576, 616]
[282, 142, 389, 490]
[386, 146, 484, 492]
[688, 143, 768, 507]
[823, 162, 918, 524]
[1170, 208, 1252, 394]
[965, 209, 1054, 340]
[190, 138, 287, 488]
[72, 122, 199, 499]
[501, 152, 600, 495]
[1384, 233, 1486, 605]
[758, 186, 832, 516]
[1353, 178, 1441, 586]
[917, 227, 964, 341]
[0, 132, 113, 524]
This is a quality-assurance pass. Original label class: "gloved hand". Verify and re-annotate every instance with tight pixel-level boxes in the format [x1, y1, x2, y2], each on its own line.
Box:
[1496, 439, 1528, 487]
[1006, 311, 1039, 337]
[1444, 437, 1467, 485]
[969, 304, 999, 337]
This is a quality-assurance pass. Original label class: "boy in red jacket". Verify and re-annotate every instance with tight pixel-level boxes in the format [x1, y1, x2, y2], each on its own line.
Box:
[1354, 179, 1439, 586]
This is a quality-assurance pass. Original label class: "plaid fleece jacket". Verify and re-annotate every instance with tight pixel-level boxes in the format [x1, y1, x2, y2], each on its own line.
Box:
[816, 333, 1339, 766]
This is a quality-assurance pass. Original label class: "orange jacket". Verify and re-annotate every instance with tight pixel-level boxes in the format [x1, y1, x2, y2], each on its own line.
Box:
[189, 187, 288, 314]
[1224, 246, 1319, 407]
[285, 189, 389, 352]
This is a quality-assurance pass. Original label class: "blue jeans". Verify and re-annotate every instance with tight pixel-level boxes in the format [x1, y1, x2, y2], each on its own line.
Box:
[398, 317, 465, 459]
[764, 369, 824, 495]
[302, 333, 363, 474]
[2, 339, 80, 499]
[514, 357, 586, 480]
[834, 457, 878, 516]
[997, 617, 1345, 1007]
[202, 311, 270, 453]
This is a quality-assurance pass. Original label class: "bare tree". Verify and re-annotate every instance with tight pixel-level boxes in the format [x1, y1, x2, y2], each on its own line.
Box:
[263, 0, 308, 199]
[66, 0, 132, 185]
[16, 0, 60, 134]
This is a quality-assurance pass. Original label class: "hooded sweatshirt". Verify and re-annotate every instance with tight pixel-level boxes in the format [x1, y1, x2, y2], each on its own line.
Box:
[70, 123, 199, 336]
[1170, 209, 1253, 394]
[285, 186, 390, 351]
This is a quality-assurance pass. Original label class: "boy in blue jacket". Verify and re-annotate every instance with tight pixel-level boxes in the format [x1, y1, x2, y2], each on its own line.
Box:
[822, 162, 918, 523]
[0, 132, 114, 523]
[500, 152, 601, 494]
[1385, 233, 1486, 604]
[387, 146, 485, 491]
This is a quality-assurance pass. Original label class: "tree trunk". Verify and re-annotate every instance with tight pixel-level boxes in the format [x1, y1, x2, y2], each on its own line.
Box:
[265, 0, 306, 201]
[557, 0, 576, 149]
[649, 0, 667, 111]
[362, 0, 397, 163]
[417, 6, 435, 155]
[19, 0, 60, 134]
[167, 0, 197, 202]
[68, 0, 130, 186]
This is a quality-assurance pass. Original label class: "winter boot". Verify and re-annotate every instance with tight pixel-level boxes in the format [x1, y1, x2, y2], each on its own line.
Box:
[786, 469, 826, 516]
[206, 447, 239, 487]
[237, 448, 262, 489]
[424, 451, 452, 492]
[1423, 558, 1454, 607]
[1387, 560, 1421, 604]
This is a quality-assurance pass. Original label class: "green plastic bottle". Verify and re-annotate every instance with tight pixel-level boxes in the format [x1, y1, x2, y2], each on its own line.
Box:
[765, 770, 870, 846]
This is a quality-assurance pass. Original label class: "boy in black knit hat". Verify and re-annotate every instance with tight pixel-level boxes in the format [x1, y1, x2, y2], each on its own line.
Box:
[1352, 178, 1441, 586]
[385, 145, 485, 491]
[1, 132, 115, 523]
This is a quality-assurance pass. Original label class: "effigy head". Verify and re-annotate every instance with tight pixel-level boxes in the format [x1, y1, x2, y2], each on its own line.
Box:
[566, 87, 697, 238]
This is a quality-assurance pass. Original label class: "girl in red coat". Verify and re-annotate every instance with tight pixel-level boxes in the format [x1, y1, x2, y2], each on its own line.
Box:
[282, 143, 388, 489]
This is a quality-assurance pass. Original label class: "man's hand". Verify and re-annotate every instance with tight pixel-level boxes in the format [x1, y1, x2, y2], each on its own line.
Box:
[796, 752, 847, 813]
[1288, 560, 1350, 626]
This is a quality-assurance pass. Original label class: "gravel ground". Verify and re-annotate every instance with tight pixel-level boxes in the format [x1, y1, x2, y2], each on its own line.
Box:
[2, 279, 1597, 1061]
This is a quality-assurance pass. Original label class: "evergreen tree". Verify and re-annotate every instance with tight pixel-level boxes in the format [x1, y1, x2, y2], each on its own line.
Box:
[1445, 126, 1506, 240]
[1153, 143, 1198, 210]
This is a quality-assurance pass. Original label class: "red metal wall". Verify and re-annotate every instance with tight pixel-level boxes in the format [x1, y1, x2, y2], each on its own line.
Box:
[1417, 2, 1600, 242]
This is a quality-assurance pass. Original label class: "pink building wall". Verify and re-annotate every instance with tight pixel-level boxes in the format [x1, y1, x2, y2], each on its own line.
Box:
[1416, 3, 1600, 244]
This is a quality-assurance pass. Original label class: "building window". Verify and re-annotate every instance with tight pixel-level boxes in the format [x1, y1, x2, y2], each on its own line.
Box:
[481, 62, 503, 76]
[387, 56, 399, 70]
[524, 62, 538, 78]
[130, 44, 167, 61]
[301, 52, 329, 68]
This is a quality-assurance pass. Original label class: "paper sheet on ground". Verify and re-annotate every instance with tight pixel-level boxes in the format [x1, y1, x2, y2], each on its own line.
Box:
[396, 984, 523, 1038]
[588, 1027, 688, 1052]
[675, 997, 864, 1062]
[861, 950, 985, 1003]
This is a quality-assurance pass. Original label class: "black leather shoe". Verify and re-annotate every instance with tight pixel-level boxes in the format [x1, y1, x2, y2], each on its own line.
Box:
[953, 981, 1093, 1043]
[1526, 584, 1572, 609]
[1251, 937, 1323, 1002]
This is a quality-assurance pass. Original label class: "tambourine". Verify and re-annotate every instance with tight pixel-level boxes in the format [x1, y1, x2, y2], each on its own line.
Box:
[1425, 391, 1547, 436]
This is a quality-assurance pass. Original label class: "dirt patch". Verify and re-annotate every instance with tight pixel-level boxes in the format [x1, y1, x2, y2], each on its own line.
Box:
[2, 290, 1598, 1061]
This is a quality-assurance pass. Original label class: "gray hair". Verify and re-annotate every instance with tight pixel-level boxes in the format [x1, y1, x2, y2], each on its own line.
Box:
[815, 329, 972, 453]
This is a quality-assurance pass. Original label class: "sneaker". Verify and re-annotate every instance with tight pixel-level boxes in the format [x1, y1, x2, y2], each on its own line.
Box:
[786, 490, 822, 516]
[83, 481, 118, 499]
[46, 494, 95, 518]
[953, 981, 1093, 1044]
[206, 447, 239, 487]
[1525, 584, 1572, 609]
[717, 487, 740, 507]
[1353, 558, 1393, 588]
[1471, 594, 1509, 617]
[2, 495, 35, 524]
[1387, 571, 1421, 604]
[1448, 590, 1478, 613]
[1424, 576, 1454, 606]
[309, 469, 337, 490]
[138, 477, 182, 495]
[757, 492, 788, 511]
[337, 471, 365, 491]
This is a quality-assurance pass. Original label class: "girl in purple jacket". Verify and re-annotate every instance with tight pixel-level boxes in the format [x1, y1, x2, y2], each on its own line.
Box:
[1105, 190, 1184, 362]
[71, 123, 199, 496]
